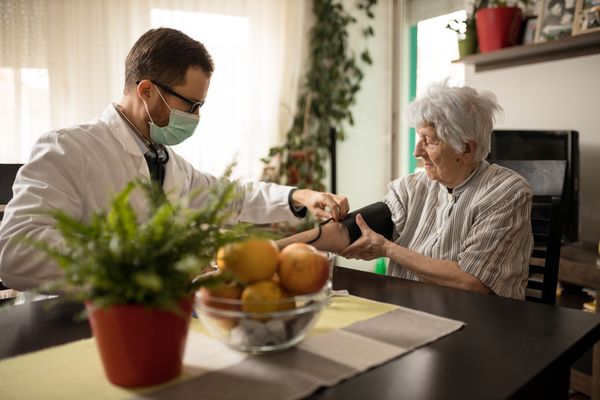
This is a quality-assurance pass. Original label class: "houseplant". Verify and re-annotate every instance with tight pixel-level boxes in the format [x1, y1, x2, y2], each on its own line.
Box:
[261, 0, 377, 193]
[446, 3, 480, 58]
[475, 0, 533, 52]
[31, 171, 248, 387]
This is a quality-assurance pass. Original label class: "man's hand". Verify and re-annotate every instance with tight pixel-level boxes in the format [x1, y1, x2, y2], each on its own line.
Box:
[339, 214, 390, 260]
[292, 189, 349, 221]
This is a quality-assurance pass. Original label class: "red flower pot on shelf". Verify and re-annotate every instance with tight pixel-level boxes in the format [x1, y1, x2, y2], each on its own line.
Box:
[475, 7, 523, 53]
[85, 298, 192, 387]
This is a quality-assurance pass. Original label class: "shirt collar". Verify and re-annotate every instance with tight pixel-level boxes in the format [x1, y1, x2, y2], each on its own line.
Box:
[107, 104, 168, 162]
[439, 160, 489, 196]
[101, 104, 144, 158]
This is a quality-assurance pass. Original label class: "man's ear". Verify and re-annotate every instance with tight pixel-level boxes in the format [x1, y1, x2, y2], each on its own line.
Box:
[136, 80, 154, 101]
[462, 140, 477, 163]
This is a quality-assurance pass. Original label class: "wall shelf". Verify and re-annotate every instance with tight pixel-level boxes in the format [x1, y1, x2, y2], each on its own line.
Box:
[454, 30, 600, 72]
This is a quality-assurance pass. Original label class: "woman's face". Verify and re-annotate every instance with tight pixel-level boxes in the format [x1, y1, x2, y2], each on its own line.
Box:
[414, 125, 468, 188]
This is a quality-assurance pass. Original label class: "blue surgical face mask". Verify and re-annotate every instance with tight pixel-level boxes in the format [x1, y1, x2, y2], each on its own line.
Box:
[143, 86, 200, 146]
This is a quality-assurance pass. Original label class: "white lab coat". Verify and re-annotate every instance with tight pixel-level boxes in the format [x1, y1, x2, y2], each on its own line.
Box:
[0, 105, 298, 290]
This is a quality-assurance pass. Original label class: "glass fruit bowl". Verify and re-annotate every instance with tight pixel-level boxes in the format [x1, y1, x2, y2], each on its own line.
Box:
[194, 287, 327, 354]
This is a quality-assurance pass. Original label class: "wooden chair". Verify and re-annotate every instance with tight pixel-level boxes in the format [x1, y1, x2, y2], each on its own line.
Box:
[490, 159, 566, 305]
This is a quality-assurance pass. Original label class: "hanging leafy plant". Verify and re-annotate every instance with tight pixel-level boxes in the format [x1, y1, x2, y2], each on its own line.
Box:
[261, 0, 377, 192]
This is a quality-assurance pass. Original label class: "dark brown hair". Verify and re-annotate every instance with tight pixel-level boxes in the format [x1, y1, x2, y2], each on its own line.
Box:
[124, 28, 214, 91]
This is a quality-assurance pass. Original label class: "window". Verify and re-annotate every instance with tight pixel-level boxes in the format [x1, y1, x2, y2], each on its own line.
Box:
[410, 10, 466, 171]
[0, 68, 50, 162]
[151, 10, 258, 179]
[416, 10, 465, 94]
[1, 2, 299, 183]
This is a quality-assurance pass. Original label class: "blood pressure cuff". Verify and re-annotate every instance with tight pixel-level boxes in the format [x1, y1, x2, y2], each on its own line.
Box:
[340, 202, 394, 243]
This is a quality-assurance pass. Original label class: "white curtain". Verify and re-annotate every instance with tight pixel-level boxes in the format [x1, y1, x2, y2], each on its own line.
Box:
[0, 0, 310, 180]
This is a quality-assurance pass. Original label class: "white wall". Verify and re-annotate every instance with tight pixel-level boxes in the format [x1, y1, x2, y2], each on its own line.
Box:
[465, 54, 600, 243]
[334, 0, 394, 271]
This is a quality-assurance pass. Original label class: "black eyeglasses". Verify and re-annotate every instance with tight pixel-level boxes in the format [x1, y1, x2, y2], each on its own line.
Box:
[136, 80, 205, 113]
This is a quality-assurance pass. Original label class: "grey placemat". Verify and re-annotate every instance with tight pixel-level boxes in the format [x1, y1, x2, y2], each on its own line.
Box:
[135, 305, 465, 400]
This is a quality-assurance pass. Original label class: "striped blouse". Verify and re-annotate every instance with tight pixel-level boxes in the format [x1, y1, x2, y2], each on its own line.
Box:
[382, 160, 533, 299]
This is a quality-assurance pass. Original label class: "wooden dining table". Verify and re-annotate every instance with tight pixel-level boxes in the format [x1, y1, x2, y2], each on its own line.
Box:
[1, 266, 600, 399]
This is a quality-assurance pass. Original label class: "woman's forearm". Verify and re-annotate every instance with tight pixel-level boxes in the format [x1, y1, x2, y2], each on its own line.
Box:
[383, 242, 490, 294]
[276, 222, 351, 253]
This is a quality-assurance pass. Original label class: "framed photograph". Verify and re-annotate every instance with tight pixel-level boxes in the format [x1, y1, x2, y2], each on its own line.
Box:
[573, 0, 600, 35]
[522, 16, 539, 44]
[535, 0, 577, 42]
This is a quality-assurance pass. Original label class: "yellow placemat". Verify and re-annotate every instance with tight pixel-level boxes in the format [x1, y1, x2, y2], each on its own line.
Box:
[0, 296, 397, 400]
[311, 295, 398, 335]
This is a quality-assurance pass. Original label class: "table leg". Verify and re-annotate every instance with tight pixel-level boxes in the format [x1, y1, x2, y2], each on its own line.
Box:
[593, 342, 600, 400]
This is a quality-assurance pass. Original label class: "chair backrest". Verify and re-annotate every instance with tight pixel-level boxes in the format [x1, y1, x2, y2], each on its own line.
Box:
[491, 159, 566, 305]
[0, 164, 23, 221]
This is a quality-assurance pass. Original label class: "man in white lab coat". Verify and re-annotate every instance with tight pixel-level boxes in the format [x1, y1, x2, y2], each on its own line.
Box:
[0, 28, 348, 290]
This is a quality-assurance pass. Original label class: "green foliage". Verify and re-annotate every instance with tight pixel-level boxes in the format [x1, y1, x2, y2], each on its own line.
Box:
[31, 171, 250, 310]
[261, 0, 377, 192]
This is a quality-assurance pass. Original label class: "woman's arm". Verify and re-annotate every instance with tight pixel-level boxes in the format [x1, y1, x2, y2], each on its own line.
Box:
[277, 201, 393, 252]
[276, 221, 351, 253]
[340, 214, 490, 294]
[381, 242, 491, 294]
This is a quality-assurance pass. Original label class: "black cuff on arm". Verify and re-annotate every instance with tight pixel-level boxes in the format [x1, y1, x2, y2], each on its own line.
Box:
[340, 202, 394, 243]
[288, 188, 307, 218]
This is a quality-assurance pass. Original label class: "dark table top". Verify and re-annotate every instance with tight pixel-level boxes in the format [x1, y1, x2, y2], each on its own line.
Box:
[314, 267, 600, 400]
[1, 267, 600, 400]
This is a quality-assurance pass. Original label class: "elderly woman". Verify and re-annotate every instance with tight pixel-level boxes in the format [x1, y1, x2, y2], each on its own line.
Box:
[278, 83, 533, 300]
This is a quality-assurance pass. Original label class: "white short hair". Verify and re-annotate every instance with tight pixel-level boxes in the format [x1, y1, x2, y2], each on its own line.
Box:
[407, 82, 502, 161]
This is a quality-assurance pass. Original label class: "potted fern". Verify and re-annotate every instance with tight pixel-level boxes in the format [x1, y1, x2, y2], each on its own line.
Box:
[32, 171, 246, 387]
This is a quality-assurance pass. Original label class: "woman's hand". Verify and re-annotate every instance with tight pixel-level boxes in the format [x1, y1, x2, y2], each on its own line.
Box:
[339, 214, 390, 260]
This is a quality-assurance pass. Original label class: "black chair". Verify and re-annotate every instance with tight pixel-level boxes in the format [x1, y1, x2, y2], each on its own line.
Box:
[0, 163, 23, 222]
[0, 164, 23, 295]
[491, 159, 566, 305]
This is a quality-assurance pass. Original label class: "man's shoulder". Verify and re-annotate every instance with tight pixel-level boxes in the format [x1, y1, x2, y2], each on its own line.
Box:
[34, 120, 113, 156]
[36, 117, 112, 149]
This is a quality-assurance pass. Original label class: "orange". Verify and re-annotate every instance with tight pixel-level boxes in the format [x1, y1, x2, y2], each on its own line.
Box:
[279, 242, 317, 260]
[215, 247, 227, 270]
[198, 283, 243, 331]
[241, 280, 293, 314]
[198, 283, 243, 311]
[279, 247, 329, 295]
[217, 238, 279, 284]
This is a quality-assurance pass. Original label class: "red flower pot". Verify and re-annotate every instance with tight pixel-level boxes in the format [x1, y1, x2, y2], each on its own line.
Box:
[475, 7, 523, 53]
[85, 299, 192, 387]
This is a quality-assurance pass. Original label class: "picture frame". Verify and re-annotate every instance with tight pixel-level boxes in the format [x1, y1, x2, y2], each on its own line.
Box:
[522, 16, 539, 44]
[572, 0, 600, 35]
[535, 0, 577, 42]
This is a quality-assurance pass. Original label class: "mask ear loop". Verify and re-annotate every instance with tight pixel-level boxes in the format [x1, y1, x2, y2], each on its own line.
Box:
[153, 84, 173, 111]
[141, 99, 156, 125]
[140, 83, 172, 126]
